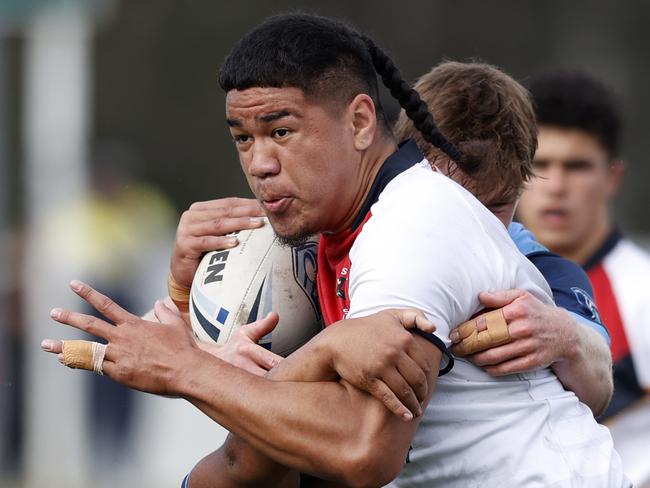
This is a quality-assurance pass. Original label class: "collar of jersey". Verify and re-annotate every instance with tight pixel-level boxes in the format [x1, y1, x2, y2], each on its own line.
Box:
[350, 139, 424, 231]
[583, 229, 622, 271]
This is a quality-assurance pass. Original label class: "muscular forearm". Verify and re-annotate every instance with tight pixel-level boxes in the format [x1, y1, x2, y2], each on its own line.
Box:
[551, 312, 613, 416]
[180, 346, 430, 485]
[188, 438, 299, 488]
[190, 339, 340, 486]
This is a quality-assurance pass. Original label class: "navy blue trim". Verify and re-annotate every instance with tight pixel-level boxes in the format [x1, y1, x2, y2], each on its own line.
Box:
[583, 229, 622, 271]
[247, 277, 265, 323]
[351, 139, 424, 230]
[411, 328, 454, 375]
[192, 299, 221, 342]
[181, 473, 190, 488]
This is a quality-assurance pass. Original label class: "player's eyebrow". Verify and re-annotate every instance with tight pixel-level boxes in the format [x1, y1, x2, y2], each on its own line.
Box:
[258, 110, 293, 123]
[226, 110, 296, 127]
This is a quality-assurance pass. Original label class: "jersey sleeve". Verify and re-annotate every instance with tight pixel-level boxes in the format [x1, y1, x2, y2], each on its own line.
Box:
[527, 251, 610, 345]
[346, 169, 506, 374]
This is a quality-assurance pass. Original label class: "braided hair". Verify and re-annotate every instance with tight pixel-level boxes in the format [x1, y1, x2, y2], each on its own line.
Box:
[219, 13, 468, 170]
[360, 35, 471, 171]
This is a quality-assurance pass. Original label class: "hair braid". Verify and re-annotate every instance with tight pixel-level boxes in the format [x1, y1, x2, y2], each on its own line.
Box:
[361, 36, 475, 173]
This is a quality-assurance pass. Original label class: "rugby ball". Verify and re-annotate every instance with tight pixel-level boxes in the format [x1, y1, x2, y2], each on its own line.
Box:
[189, 221, 323, 357]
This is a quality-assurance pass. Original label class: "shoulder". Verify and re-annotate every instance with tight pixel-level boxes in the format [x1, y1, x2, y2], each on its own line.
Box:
[528, 251, 593, 294]
[603, 238, 650, 297]
[379, 161, 473, 204]
[608, 238, 650, 271]
[508, 222, 548, 255]
[371, 161, 499, 237]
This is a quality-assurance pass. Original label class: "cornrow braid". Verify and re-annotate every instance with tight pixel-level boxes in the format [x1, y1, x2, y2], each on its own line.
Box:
[361, 36, 476, 174]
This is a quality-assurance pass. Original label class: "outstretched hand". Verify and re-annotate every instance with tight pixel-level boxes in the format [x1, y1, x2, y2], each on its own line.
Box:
[42, 280, 201, 396]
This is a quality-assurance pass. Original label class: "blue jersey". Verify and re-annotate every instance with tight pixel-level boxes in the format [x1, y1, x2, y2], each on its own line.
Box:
[508, 222, 610, 344]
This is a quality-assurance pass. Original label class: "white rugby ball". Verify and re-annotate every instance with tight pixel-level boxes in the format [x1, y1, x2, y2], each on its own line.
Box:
[189, 221, 323, 357]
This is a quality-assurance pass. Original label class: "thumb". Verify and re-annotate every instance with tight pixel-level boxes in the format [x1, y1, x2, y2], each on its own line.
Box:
[243, 312, 280, 342]
[479, 289, 526, 309]
[154, 299, 186, 327]
[395, 309, 437, 334]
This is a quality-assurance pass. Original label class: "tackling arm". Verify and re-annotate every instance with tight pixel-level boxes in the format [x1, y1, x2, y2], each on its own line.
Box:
[183, 333, 441, 486]
[550, 311, 613, 416]
[187, 310, 437, 487]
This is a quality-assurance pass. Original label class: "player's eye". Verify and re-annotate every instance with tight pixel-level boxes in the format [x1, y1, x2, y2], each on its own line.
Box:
[272, 128, 291, 139]
[565, 159, 593, 171]
[233, 134, 252, 145]
[532, 159, 549, 170]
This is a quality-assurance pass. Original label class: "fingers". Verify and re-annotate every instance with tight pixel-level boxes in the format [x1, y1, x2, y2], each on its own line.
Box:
[366, 373, 417, 422]
[183, 235, 240, 255]
[187, 216, 265, 239]
[153, 299, 185, 326]
[68, 280, 132, 324]
[470, 339, 533, 367]
[405, 340, 432, 385]
[243, 312, 280, 342]
[478, 289, 527, 309]
[41, 339, 63, 354]
[394, 309, 436, 334]
[162, 296, 180, 314]
[395, 353, 428, 407]
[483, 354, 540, 376]
[188, 198, 264, 216]
[49, 307, 114, 340]
[449, 308, 511, 356]
[245, 343, 283, 371]
[449, 319, 478, 344]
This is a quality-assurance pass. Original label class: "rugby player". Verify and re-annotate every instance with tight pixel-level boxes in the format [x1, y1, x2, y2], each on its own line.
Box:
[166, 65, 612, 421]
[173, 60, 617, 487]
[395, 62, 613, 414]
[43, 14, 628, 487]
[517, 71, 650, 419]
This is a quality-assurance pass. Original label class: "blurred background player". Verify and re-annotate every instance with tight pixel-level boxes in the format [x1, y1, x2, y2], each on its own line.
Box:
[517, 71, 650, 420]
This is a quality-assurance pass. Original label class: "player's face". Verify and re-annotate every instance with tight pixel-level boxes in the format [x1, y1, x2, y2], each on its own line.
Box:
[517, 127, 619, 256]
[226, 87, 360, 243]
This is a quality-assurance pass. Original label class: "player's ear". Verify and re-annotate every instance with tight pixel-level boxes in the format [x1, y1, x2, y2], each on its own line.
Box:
[348, 94, 378, 151]
[606, 158, 625, 198]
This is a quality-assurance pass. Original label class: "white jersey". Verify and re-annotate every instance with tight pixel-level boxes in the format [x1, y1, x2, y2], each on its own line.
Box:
[587, 236, 650, 391]
[344, 159, 628, 487]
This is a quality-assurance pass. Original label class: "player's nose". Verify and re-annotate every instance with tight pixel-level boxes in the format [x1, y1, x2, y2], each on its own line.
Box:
[248, 140, 281, 178]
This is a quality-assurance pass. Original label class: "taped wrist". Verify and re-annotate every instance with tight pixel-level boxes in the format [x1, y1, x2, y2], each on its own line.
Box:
[168, 272, 190, 313]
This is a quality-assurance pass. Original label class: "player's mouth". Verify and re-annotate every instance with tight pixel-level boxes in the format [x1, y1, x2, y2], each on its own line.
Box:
[261, 196, 292, 214]
[540, 208, 570, 227]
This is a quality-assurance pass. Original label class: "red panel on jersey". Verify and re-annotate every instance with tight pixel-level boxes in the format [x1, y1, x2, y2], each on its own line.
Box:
[317, 213, 372, 326]
[587, 263, 629, 363]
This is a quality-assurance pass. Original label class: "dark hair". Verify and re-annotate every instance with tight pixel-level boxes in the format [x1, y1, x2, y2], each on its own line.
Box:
[219, 13, 468, 171]
[528, 71, 622, 158]
[394, 61, 537, 205]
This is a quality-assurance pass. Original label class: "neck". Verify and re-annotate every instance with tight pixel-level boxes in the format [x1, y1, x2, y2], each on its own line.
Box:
[334, 136, 397, 233]
[564, 214, 613, 266]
